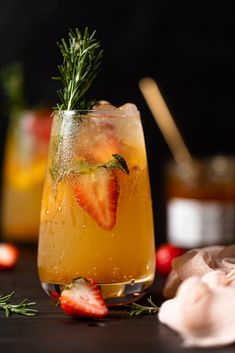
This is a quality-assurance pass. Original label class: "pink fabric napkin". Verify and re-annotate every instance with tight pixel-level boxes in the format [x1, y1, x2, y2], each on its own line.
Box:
[163, 245, 235, 298]
[158, 245, 235, 347]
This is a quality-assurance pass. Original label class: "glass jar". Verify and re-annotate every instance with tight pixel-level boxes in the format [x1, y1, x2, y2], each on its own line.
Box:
[165, 155, 235, 248]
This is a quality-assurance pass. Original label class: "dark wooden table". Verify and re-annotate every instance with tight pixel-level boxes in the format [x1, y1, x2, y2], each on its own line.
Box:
[1, 246, 234, 353]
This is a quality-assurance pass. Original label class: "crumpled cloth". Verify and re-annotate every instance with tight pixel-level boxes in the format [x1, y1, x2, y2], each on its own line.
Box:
[163, 245, 235, 299]
[158, 245, 235, 347]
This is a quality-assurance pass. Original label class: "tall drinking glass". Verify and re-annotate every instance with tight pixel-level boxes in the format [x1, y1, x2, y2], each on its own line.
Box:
[1, 110, 51, 242]
[37, 106, 155, 304]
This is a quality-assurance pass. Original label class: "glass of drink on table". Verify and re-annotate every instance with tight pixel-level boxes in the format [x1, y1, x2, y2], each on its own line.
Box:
[1, 109, 52, 242]
[37, 103, 156, 304]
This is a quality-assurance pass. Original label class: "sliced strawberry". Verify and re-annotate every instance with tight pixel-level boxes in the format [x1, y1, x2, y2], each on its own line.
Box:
[50, 290, 60, 304]
[74, 167, 119, 231]
[0, 243, 19, 270]
[60, 278, 108, 318]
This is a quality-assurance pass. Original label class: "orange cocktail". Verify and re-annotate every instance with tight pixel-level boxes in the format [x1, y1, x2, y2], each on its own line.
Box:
[38, 104, 155, 304]
[1, 110, 51, 241]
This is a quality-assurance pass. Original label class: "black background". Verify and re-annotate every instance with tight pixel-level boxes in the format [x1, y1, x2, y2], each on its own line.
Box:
[0, 0, 234, 243]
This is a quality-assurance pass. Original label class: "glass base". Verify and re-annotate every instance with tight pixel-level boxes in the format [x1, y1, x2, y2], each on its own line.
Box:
[41, 278, 153, 306]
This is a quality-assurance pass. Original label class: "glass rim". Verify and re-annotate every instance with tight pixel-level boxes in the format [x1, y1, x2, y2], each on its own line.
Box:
[54, 109, 139, 118]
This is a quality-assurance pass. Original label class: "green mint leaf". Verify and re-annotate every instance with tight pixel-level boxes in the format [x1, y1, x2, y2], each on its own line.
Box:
[105, 154, 130, 174]
[64, 160, 93, 176]
[50, 153, 130, 183]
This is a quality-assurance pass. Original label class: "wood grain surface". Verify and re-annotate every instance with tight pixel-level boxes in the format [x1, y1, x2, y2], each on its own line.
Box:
[0, 246, 234, 353]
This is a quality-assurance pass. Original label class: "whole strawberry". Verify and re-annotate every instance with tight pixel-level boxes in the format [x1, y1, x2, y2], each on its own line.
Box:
[156, 243, 185, 275]
[0, 243, 19, 270]
[60, 278, 108, 318]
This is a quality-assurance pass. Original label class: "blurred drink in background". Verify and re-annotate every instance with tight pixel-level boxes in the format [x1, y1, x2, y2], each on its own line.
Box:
[0, 62, 52, 242]
[1, 110, 51, 242]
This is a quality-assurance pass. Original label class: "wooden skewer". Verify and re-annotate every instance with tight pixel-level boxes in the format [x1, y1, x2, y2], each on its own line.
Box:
[139, 77, 192, 165]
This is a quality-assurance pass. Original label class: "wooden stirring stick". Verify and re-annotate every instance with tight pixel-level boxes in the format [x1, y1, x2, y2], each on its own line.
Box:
[139, 77, 192, 165]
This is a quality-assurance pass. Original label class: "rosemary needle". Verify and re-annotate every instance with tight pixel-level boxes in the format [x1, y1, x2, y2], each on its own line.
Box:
[0, 292, 37, 317]
[126, 296, 159, 316]
[53, 27, 103, 111]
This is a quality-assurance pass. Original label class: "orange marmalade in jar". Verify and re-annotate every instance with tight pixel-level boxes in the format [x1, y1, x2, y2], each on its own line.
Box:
[165, 155, 235, 248]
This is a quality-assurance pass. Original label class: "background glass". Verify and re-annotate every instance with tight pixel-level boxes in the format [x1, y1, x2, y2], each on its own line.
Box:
[1, 110, 52, 242]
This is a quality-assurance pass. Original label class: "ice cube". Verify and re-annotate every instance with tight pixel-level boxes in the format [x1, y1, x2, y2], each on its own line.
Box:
[92, 101, 118, 115]
[118, 103, 139, 117]
[94, 100, 111, 106]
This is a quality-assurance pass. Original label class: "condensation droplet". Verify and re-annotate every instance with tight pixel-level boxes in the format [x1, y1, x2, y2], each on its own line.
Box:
[113, 267, 119, 275]
[109, 257, 113, 261]
[58, 206, 62, 212]
[46, 209, 49, 215]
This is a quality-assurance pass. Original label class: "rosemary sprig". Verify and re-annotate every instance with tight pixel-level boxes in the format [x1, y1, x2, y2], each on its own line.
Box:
[53, 27, 103, 111]
[0, 292, 37, 317]
[126, 296, 159, 316]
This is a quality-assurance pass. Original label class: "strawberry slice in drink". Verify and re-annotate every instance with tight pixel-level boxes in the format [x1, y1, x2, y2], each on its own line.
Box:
[74, 167, 119, 231]
[60, 278, 108, 318]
